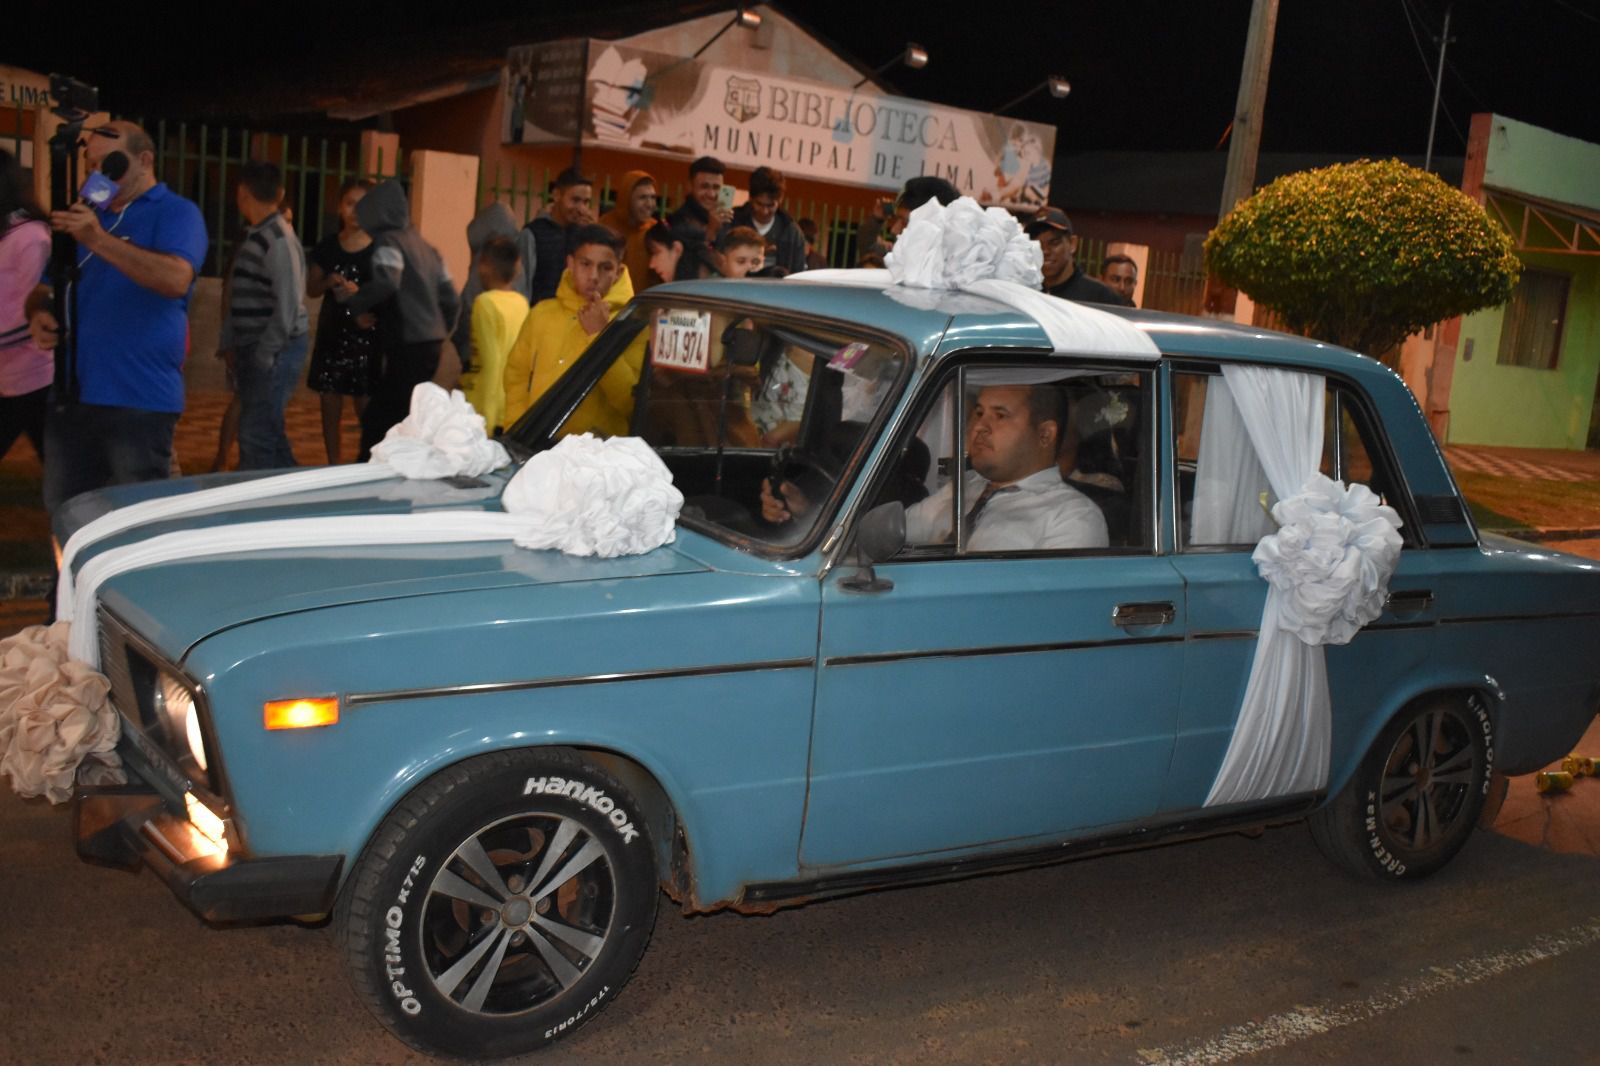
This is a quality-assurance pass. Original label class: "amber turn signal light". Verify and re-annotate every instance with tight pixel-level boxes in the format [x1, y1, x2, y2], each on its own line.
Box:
[263, 697, 340, 730]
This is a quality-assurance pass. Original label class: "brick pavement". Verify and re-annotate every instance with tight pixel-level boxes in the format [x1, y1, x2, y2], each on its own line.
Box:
[1444, 445, 1600, 484]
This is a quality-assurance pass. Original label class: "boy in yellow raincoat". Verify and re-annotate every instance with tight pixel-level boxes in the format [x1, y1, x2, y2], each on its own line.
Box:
[501, 224, 643, 435]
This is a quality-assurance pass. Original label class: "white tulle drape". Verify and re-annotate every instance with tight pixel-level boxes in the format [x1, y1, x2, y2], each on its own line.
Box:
[1202, 365, 1403, 806]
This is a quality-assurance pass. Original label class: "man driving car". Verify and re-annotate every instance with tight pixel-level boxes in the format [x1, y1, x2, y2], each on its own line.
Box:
[763, 383, 1107, 553]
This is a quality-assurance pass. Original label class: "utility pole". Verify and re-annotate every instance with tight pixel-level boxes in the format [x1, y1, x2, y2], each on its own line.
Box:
[1206, 0, 1279, 320]
[1424, 5, 1454, 172]
[1218, 0, 1280, 221]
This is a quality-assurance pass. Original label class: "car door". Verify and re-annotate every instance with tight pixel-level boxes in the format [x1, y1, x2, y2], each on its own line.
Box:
[799, 361, 1187, 868]
[1160, 362, 1439, 812]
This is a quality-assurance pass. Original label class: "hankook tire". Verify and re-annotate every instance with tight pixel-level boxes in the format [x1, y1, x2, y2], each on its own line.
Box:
[336, 748, 659, 1058]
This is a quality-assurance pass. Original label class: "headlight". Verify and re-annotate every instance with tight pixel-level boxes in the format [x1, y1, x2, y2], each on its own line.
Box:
[154, 673, 209, 777]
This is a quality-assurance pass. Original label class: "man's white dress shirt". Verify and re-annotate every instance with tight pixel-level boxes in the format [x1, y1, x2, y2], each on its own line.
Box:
[904, 467, 1109, 551]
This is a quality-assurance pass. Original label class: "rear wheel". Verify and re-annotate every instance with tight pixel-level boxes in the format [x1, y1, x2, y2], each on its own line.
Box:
[336, 748, 659, 1058]
[1309, 694, 1494, 881]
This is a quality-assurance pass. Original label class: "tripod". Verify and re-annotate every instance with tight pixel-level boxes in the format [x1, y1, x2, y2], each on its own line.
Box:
[43, 73, 101, 406]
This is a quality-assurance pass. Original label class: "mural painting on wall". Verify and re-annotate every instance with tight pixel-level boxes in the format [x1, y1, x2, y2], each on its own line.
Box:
[502, 40, 1055, 207]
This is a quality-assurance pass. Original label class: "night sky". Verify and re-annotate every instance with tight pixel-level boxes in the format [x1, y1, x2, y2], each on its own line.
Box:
[9, 0, 1600, 157]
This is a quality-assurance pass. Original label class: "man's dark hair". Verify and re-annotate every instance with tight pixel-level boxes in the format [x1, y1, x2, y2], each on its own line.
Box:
[339, 177, 375, 198]
[796, 217, 818, 242]
[1103, 253, 1136, 270]
[567, 223, 623, 257]
[895, 176, 960, 214]
[748, 166, 785, 200]
[480, 235, 520, 283]
[552, 166, 592, 192]
[1024, 384, 1070, 440]
[239, 160, 283, 204]
[688, 155, 726, 179]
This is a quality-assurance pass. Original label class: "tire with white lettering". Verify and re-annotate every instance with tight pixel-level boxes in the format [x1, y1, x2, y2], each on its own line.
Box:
[1308, 693, 1494, 881]
[335, 748, 658, 1058]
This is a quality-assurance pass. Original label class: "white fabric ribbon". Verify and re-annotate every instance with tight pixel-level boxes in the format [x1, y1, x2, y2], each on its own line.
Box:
[788, 198, 1159, 361]
[1203, 366, 1404, 806]
[57, 383, 509, 619]
[61, 435, 682, 668]
[501, 435, 683, 558]
[369, 383, 509, 479]
[1254, 474, 1403, 647]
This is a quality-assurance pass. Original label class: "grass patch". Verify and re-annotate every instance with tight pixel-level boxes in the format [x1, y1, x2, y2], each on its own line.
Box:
[1454, 471, 1600, 532]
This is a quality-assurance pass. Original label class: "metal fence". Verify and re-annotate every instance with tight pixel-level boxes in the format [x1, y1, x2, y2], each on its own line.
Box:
[478, 161, 872, 269]
[1142, 247, 1208, 316]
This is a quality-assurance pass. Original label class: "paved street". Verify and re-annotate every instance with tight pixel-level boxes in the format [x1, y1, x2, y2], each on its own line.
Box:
[2, 710, 1597, 1065]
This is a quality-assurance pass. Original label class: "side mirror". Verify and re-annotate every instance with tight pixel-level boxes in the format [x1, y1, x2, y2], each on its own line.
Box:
[839, 502, 904, 593]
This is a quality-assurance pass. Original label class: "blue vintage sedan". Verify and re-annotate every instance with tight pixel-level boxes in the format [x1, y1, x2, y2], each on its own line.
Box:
[63, 279, 1599, 1058]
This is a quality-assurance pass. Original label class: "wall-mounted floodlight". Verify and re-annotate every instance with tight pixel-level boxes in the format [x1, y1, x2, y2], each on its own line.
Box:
[994, 75, 1072, 114]
[692, 8, 764, 59]
[853, 43, 931, 89]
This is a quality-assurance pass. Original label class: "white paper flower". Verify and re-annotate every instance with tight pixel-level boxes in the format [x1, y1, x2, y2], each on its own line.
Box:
[0, 621, 123, 803]
[502, 435, 684, 558]
[886, 197, 1043, 290]
[1253, 474, 1404, 646]
[371, 383, 510, 479]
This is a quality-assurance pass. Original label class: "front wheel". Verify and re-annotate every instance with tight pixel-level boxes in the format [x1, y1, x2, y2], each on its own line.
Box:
[1309, 693, 1494, 881]
[336, 749, 659, 1058]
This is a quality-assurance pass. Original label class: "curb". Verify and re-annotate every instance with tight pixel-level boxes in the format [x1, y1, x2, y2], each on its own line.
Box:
[1482, 527, 1600, 542]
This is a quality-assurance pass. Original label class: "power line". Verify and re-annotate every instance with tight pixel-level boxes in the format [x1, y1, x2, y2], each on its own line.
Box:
[1397, 0, 1468, 149]
[1547, 0, 1600, 26]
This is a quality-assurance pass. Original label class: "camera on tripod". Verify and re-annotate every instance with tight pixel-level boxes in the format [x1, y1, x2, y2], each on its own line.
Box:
[43, 72, 105, 403]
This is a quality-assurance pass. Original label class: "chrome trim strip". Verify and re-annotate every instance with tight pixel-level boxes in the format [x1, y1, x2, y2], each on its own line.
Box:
[1439, 610, 1600, 626]
[1188, 630, 1259, 642]
[345, 657, 818, 706]
[825, 634, 1182, 668]
[1359, 620, 1436, 633]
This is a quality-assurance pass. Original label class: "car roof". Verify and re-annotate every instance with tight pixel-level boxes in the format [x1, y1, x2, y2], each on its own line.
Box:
[647, 277, 1392, 381]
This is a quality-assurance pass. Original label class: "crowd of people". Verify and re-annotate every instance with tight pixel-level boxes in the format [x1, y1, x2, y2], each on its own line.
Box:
[0, 127, 1145, 521]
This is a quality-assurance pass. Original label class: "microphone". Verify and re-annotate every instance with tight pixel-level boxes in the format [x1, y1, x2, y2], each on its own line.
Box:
[99, 151, 130, 181]
[79, 151, 129, 207]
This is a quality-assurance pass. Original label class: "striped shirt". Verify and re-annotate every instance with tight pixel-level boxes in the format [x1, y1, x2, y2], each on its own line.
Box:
[219, 211, 308, 355]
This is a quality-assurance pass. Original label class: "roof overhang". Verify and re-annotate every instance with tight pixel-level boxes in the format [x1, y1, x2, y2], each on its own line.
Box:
[1483, 186, 1600, 257]
[325, 69, 502, 121]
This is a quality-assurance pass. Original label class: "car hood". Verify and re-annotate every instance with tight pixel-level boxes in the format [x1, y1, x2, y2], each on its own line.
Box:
[65, 470, 711, 663]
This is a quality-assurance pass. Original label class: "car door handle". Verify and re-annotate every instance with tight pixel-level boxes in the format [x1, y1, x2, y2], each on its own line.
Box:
[1113, 602, 1176, 627]
[1385, 589, 1435, 613]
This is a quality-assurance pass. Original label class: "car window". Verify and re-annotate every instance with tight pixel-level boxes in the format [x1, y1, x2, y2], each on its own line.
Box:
[874, 365, 1151, 556]
[1176, 368, 1410, 549]
[511, 303, 906, 551]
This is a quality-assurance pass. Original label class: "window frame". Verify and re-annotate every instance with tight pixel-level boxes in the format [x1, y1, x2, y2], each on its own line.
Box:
[504, 294, 917, 563]
[1167, 359, 1424, 554]
[855, 351, 1161, 564]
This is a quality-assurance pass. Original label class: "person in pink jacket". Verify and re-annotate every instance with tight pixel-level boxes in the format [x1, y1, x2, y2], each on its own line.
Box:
[0, 149, 52, 466]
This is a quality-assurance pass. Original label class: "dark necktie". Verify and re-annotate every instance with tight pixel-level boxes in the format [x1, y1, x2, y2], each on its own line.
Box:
[961, 483, 1017, 540]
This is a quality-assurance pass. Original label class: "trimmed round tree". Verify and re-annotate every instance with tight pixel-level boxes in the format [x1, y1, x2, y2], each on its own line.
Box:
[1204, 159, 1521, 357]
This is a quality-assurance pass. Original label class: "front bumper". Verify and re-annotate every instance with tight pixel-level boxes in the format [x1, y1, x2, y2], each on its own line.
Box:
[73, 768, 343, 923]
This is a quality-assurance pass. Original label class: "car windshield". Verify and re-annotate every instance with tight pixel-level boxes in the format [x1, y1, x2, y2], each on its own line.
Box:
[504, 301, 908, 549]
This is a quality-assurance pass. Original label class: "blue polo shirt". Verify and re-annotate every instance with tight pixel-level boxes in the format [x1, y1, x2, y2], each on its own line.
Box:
[68, 182, 208, 412]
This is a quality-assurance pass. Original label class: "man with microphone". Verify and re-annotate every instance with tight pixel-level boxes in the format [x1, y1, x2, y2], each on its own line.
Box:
[23, 120, 208, 514]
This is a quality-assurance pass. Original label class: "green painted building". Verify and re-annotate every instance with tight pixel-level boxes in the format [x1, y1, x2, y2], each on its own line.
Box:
[1443, 115, 1600, 450]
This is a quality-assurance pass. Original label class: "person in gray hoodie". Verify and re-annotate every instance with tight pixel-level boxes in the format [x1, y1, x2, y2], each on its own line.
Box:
[340, 179, 459, 458]
[451, 202, 529, 373]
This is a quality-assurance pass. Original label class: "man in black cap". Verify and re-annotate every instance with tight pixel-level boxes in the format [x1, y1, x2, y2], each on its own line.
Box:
[1026, 208, 1130, 306]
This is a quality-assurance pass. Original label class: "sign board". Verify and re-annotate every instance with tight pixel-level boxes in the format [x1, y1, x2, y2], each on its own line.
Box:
[502, 40, 1055, 207]
[0, 65, 51, 110]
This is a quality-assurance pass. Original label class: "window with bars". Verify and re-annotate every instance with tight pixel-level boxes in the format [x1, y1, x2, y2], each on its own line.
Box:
[1496, 268, 1570, 370]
